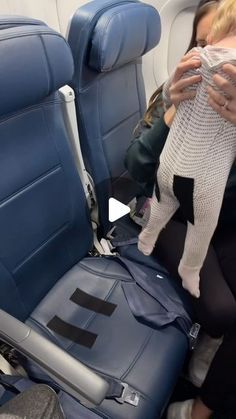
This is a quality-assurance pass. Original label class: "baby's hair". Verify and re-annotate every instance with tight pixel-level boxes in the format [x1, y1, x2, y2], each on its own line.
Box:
[210, 0, 236, 43]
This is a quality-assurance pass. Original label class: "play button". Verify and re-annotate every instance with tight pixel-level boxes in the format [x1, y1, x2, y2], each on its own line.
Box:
[108, 197, 130, 222]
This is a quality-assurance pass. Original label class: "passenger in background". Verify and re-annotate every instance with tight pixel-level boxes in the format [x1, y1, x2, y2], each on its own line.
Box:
[126, 0, 236, 418]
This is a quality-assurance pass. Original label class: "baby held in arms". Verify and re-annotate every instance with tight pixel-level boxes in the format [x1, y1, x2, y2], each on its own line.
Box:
[138, 0, 236, 298]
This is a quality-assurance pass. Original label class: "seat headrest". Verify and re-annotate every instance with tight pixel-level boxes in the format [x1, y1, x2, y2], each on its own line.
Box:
[89, 2, 161, 72]
[0, 18, 74, 117]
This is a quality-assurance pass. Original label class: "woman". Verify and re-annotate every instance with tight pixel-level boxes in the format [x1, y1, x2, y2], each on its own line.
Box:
[125, 1, 236, 418]
[138, 0, 236, 298]
[167, 50, 236, 419]
[125, 0, 218, 198]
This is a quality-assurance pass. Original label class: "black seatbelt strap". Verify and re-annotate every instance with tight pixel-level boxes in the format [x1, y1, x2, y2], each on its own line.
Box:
[70, 288, 116, 316]
[104, 377, 140, 406]
[0, 372, 140, 408]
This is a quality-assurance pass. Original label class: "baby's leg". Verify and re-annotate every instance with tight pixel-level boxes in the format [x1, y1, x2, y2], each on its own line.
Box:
[178, 191, 223, 298]
[138, 191, 179, 256]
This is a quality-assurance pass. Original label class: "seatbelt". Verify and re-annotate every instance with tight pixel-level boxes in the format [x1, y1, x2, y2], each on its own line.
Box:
[105, 379, 140, 406]
[91, 221, 116, 256]
[11, 357, 140, 408]
[58, 85, 97, 216]
[58, 86, 117, 256]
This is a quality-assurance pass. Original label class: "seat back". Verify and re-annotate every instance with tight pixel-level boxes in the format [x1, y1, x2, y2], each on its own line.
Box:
[0, 17, 93, 321]
[68, 0, 161, 233]
[0, 0, 200, 101]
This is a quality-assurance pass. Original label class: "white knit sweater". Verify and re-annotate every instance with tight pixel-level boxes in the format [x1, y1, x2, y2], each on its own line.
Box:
[138, 46, 236, 298]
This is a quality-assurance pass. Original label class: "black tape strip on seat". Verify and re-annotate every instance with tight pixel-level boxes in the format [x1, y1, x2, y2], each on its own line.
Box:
[70, 288, 117, 316]
[47, 316, 97, 348]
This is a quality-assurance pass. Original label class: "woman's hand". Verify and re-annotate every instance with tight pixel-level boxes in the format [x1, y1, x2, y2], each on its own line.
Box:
[169, 52, 202, 107]
[164, 105, 176, 127]
[207, 64, 236, 125]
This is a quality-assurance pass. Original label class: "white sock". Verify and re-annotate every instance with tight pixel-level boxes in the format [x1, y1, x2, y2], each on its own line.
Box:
[178, 261, 201, 298]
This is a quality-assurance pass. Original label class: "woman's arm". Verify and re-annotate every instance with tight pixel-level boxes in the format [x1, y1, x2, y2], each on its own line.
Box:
[207, 64, 236, 125]
[125, 106, 175, 196]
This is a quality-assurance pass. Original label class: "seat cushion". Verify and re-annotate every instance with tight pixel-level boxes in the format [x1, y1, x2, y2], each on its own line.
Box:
[27, 257, 188, 419]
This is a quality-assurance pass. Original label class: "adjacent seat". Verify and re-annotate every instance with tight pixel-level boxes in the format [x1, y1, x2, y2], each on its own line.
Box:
[68, 0, 161, 234]
[0, 15, 189, 419]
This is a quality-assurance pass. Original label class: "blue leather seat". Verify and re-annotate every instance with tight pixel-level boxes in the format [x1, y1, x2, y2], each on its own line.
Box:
[68, 0, 161, 234]
[0, 16, 188, 419]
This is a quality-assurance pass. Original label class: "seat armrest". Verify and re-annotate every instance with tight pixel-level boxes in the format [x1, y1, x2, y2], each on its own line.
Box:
[0, 309, 109, 407]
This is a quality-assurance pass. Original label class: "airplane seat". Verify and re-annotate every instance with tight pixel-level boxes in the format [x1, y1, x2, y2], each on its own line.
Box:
[0, 0, 200, 101]
[68, 0, 161, 234]
[0, 16, 190, 419]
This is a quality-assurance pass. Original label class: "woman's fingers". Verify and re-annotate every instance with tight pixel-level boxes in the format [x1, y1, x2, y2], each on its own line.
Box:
[169, 52, 202, 106]
[207, 65, 236, 125]
[172, 56, 201, 84]
[208, 88, 236, 125]
[171, 74, 202, 92]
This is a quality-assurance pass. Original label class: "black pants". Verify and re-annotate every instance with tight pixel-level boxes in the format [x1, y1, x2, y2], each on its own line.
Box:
[154, 220, 236, 411]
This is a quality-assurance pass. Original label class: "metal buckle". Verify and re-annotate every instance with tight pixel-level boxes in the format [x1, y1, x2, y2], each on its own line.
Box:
[116, 383, 140, 406]
[189, 322, 201, 350]
[106, 226, 116, 240]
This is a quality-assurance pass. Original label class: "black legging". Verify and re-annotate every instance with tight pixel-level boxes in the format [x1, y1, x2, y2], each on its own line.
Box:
[153, 220, 236, 410]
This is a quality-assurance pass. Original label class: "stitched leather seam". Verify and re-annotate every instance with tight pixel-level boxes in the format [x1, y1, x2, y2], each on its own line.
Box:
[102, 109, 139, 138]
[0, 98, 63, 124]
[13, 222, 70, 275]
[0, 29, 64, 42]
[78, 260, 133, 281]
[0, 165, 61, 208]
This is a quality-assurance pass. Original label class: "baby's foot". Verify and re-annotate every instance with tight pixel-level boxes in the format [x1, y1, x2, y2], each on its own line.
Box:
[178, 261, 200, 298]
[138, 229, 155, 256]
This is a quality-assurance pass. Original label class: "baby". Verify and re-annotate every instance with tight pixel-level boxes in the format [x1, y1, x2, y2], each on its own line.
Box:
[138, 0, 236, 298]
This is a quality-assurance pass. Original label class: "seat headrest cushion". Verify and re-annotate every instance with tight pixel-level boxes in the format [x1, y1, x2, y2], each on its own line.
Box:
[89, 2, 161, 72]
[0, 23, 74, 116]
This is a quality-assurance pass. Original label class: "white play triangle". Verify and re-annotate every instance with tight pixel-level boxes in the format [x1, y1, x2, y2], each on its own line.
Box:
[108, 197, 130, 222]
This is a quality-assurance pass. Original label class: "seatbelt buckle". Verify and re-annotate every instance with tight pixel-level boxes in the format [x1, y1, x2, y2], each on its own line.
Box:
[116, 383, 140, 406]
[100, 238, 117, 255]
[106, 226, 116, 240]
[189, 322, 201, 350]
